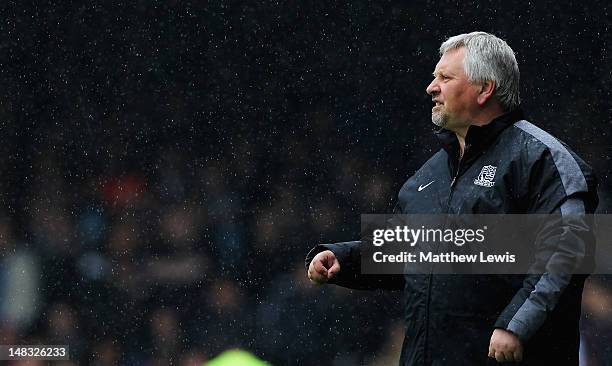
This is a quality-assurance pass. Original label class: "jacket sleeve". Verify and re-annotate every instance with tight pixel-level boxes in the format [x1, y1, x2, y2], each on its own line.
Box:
[304, 203, 405, 291]
[494, 146, 598, 342]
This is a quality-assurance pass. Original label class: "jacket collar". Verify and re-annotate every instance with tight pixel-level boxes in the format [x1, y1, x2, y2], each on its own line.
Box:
[435, 108, 525, 160]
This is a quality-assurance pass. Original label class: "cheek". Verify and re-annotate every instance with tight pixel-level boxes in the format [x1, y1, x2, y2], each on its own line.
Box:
[441, 84, 458, 98]
[440, 88, 456, 107]
[451, 88, 474, 108]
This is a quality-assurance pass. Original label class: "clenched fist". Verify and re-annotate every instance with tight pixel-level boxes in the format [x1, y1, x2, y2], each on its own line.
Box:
[488, 328, 523, 363]
[307, 250, 341, 285]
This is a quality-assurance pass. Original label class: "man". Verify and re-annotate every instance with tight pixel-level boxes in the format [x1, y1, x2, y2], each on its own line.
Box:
[305, 32, 598, 365]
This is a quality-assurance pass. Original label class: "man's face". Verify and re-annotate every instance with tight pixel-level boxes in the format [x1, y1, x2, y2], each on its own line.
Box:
[426, 47, 481, 131]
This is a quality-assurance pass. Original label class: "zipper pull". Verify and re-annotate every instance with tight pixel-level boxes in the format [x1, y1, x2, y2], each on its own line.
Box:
[450, 143, 470, 188]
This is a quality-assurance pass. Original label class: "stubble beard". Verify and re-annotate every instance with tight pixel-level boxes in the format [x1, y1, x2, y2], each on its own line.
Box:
[431, 109, 448, 128]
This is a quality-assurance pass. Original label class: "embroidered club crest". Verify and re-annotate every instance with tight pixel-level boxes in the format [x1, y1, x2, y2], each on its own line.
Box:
[474, 165, 497, 187]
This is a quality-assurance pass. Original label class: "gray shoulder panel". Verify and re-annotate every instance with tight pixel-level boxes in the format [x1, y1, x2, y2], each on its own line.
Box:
[513, 120, 587, 214]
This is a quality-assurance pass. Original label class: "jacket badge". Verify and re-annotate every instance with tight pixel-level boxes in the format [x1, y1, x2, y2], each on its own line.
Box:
[474, 165, 497, 187]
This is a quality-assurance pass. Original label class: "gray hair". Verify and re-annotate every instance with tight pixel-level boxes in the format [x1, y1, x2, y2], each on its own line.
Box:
[440, 31, 520, 111]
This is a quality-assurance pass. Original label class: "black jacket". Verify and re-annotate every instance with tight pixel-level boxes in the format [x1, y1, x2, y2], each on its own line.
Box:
[305, 109, 598, 365]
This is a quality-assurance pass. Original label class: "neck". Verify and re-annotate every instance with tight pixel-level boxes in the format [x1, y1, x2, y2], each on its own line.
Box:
[454, 128, 468, 159]
[453, 106, 506, 159]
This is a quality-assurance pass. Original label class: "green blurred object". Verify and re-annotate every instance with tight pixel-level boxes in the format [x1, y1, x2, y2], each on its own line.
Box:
[204, 349, 271, 366]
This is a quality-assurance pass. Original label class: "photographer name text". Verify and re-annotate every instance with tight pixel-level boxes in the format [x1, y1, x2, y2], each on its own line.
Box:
[372, 251, 516, 263]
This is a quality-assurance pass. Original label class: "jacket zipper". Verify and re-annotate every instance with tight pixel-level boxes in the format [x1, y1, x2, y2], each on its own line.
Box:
[447, 154, 464, 208]
[425, 144, 468, 365]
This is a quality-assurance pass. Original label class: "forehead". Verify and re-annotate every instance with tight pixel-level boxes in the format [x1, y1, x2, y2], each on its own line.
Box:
[434, 47, 466, 75]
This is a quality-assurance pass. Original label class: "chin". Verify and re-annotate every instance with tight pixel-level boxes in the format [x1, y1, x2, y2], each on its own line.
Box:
[431, 113, 447, 128]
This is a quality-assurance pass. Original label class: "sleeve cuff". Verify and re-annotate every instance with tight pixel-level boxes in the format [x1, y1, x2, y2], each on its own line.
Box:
[506, 318, 530, 343]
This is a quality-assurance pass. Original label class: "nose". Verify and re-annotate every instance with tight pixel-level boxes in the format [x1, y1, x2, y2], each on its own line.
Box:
[426, 78, 439, 96]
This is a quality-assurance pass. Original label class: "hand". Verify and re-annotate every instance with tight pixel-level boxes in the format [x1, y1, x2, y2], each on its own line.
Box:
[307, 250, 341, 285]
[488, 328, 523, 363]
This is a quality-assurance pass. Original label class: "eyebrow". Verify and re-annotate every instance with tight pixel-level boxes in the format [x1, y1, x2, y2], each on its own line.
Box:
[433, 69, 455, 78]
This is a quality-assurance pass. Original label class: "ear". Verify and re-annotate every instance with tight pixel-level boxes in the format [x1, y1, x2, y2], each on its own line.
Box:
[477, 80, 496, 105]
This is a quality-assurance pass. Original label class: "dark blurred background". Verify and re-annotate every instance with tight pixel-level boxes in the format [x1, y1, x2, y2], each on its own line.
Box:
[0, 1, 611, 365]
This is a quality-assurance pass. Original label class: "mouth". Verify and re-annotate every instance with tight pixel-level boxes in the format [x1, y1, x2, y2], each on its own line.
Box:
[432, 100, 443, 111]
